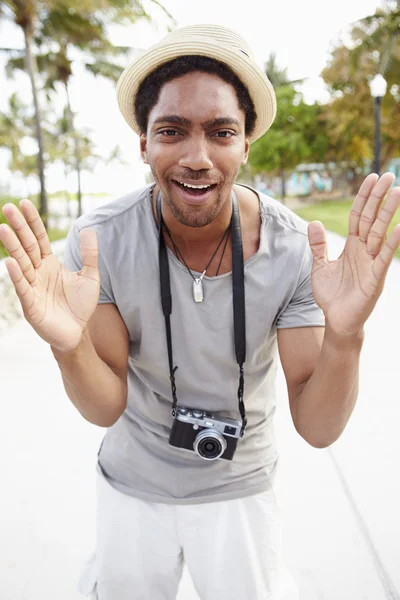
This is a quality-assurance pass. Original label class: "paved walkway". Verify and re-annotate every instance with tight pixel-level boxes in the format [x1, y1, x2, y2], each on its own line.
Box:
[0, 230, 399, 600]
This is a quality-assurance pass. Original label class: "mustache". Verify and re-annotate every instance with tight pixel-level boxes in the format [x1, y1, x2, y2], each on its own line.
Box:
[171, 170, 219, 183]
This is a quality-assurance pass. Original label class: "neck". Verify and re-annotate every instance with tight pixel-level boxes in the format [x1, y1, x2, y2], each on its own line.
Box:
[152, 184, 233, 250]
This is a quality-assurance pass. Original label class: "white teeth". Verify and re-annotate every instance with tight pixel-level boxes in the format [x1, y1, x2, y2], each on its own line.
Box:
[179, 181, 211, 189]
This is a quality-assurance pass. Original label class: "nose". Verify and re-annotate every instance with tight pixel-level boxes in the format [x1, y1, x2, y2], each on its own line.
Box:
[178, 137, 214, 171]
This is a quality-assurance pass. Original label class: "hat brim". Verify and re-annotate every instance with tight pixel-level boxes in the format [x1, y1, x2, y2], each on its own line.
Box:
[116, 37, 276, 144]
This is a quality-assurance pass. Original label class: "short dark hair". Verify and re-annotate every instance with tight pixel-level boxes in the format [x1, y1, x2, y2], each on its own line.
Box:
[134, 55, 257, 137]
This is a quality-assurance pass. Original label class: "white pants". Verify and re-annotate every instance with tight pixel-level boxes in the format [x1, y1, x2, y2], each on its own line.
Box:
[78, 471, 299, 600]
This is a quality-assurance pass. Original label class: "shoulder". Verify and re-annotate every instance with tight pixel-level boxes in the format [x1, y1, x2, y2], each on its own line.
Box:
[258, 192, 309, 238]
[72, 185, 154, 233]
[236, 183, 309, 238]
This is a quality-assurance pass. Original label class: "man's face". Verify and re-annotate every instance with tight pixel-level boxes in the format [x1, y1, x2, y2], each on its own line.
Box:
[140, 71, 250, 228]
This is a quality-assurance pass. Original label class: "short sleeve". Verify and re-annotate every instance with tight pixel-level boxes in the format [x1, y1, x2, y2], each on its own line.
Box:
[63, 224, 115, 305]
[276, 243, 325, 329]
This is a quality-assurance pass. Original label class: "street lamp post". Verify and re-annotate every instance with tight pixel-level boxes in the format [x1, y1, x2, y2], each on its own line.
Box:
[368, 74, 388, 175]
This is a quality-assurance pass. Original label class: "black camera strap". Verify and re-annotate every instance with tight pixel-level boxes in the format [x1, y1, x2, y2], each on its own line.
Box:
[157, 191, 247, 436]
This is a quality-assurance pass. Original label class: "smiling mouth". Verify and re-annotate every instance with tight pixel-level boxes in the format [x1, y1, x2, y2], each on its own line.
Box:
[173, 180, 217, 195]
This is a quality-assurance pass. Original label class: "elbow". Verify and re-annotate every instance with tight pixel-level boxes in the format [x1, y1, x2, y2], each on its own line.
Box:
[306, 438, 336, 449]
[299, 431, 340, 449]
[80, 396, 127, 428]
[94, 381, 128, 427]
[293, 415, 344, 449]
[295, 424, 340, 449]
[89, 412, 123, 428]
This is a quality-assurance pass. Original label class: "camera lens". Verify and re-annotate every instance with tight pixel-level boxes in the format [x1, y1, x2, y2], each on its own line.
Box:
[193, 429, 227, 461]
[198, 438, 221, 459]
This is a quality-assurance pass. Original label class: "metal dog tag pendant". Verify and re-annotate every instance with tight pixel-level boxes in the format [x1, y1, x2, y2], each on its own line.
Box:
[193, 278, 204, 302]
[193, 271, 206, 302]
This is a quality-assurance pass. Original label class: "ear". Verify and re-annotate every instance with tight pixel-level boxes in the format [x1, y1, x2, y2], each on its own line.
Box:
[140, 133, 148, 164]
[241, 138, 250, 165]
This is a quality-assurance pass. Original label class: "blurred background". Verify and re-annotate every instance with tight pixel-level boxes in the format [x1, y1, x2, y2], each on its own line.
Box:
[0, 2, 400, 599]
[0, 0, 399, 236]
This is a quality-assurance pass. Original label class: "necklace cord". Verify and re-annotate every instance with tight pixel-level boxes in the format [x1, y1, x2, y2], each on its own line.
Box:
[216, 225, 231, 276]
[163, 218, 231, 280]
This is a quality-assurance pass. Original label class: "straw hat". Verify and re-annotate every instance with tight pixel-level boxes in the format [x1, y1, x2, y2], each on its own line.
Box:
[116, 24, 276, 144]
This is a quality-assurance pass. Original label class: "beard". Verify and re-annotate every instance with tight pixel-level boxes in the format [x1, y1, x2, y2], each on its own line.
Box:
[151, 166, 239, 228]
[164, 186, 225, 228]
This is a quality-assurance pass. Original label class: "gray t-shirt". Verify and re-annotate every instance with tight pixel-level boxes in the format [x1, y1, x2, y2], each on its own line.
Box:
[63, 183, 325, 504]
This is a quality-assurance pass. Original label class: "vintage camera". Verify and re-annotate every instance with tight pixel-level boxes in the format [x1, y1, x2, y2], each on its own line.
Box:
[169, 406, 242, 461]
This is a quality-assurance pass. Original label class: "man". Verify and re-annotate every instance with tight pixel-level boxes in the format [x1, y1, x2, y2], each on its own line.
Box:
[1, 24, 399, 600]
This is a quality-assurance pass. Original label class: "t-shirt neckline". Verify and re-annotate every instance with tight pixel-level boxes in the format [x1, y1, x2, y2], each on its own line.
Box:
[148, 182, 266, 280]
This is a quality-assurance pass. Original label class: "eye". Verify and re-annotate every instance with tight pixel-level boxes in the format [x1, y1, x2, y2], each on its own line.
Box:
[159, 129, 179, 137]
[214, 130, 235, 139]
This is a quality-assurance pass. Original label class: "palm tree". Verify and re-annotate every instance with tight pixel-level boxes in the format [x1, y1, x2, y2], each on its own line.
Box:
[39, 0, 174, 216]
[46, 110, 101, 223]
[1, 0, 175, 220]
[265, 52, 304, 89]
[0, 93, 37, 195]
[2, 0, 175, 218]
[0, 0, 49, 224]
[38, 7, 126, 217]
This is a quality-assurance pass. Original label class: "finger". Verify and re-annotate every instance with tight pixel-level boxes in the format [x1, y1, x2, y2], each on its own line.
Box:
[0, 222, 36, 284]
[348, 173, 379, 236]
[79, 228, 99, 281]
[372, 224, 400, 282]
[358, 172, 396, 243]
[308, 221, 328, 268]
[367, 186, 400, 257]
[2, 201, 43, 271]
[5, 257, 35, 315]
[19, 199, 53, 259]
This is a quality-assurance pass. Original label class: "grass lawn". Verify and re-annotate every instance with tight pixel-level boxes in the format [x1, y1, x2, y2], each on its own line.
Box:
[0, 191, 110, 259]
[0, 198, 69, 260]
[2, 195, 400, 261]
[294, 199, 400, 260]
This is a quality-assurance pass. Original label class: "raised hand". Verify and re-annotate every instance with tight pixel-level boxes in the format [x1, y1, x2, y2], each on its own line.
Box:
[0, 200, 100, 352]
[307, 172, 400, 337]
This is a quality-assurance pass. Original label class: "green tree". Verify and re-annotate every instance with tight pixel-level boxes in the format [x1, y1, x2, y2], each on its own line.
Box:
[249, 87, 307, 200]
[321, 2, 400, 188]
[248, 56, 330, 200]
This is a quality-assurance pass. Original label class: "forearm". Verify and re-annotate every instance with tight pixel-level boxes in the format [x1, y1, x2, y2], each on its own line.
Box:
[293, 324, 364, 448]
[51, 328, 127, 427]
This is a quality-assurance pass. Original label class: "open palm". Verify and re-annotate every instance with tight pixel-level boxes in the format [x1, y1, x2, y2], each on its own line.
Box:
[0, 200, 99, 352]
[308, 173, 400, 337]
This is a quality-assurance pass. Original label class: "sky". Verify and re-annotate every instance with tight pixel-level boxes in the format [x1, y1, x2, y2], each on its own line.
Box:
[0, 0, 387, 197]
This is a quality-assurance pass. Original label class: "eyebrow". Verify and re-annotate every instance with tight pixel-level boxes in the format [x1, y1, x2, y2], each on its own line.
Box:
[152, 115, 241, 129]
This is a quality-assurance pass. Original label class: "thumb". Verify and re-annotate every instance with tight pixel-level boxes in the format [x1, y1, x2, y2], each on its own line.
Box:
[308, 221, 328, 267]
[79, 228, 99, 280]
